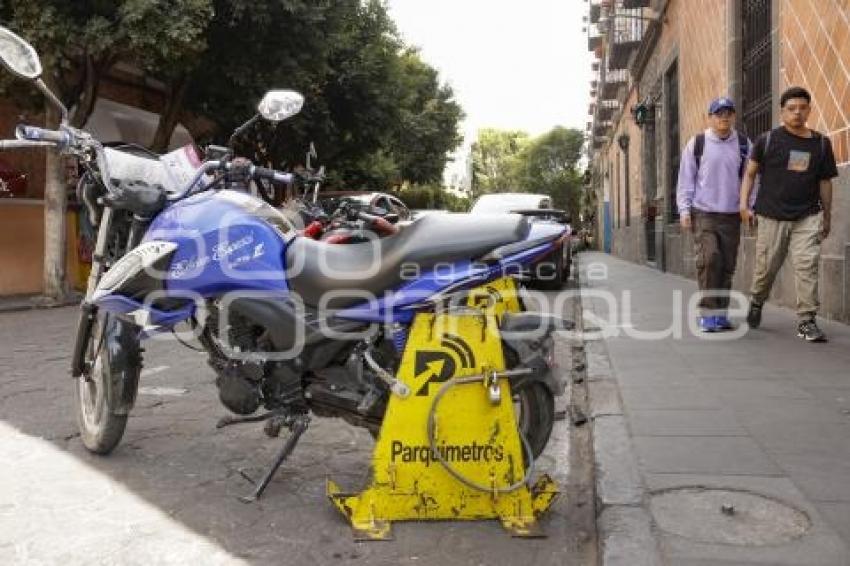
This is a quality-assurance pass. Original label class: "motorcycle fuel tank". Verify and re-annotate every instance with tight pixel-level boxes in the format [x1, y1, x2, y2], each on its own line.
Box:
[144, 190, 295, 297]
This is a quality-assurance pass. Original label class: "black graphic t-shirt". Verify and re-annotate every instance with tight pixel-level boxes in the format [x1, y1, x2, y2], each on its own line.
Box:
[751, 126, 839, 220]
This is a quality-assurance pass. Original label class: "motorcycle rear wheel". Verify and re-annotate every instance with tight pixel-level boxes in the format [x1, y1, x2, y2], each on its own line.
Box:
[73, 314, 138, 454]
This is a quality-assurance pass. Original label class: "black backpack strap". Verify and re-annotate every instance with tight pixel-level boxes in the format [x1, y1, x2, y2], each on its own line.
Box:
[693, 133, 705, 171]
[737, 132, 749, 178]
[758, 130, 772, 175]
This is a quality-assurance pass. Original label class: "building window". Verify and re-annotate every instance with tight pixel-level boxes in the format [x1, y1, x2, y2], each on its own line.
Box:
[742, 0, 772, 138]
[665, 61, 680, 222]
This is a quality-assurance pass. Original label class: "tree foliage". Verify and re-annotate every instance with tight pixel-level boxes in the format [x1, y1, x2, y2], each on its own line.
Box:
[1, 0, 213, 127]
[399, 183, 468, 212]
[0, 0, 464, 187]
[470, 128, 530, 195]
[471, 126, 585, 220]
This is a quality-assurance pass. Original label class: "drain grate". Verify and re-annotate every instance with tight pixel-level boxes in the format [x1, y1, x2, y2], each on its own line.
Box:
[649, 487, 811, 546]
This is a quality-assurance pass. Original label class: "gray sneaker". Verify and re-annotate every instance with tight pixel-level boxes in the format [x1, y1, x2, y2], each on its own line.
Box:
[797, 320, 827, 342]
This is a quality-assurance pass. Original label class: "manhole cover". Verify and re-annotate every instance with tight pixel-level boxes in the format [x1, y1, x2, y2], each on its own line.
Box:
[649, 488, 811, 546]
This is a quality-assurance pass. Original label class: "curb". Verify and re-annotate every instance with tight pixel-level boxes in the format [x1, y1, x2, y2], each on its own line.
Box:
[0, 293, 81, 314]
[576, 255, 662, 566]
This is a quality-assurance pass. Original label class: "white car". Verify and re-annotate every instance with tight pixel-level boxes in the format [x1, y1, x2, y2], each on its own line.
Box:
[470, 193, 572, 289]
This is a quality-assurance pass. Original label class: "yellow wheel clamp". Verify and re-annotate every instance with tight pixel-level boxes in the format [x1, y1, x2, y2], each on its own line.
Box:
[327, 277, 558, 539]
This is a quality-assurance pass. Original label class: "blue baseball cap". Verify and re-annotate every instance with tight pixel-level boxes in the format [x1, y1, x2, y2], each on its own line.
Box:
[709, 97, 736, 114]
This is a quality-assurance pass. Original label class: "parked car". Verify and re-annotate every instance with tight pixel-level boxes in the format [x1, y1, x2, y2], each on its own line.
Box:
[410, 208, 449, 219]
[470, 192, 572, 289]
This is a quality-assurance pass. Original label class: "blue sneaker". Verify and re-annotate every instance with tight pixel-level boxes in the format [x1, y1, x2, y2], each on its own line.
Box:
[714, 316, 735, 331]
[698, 316, 717, 332]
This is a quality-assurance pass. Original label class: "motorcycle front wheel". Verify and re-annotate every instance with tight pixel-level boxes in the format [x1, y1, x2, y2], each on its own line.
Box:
[73, 313, 140, 454]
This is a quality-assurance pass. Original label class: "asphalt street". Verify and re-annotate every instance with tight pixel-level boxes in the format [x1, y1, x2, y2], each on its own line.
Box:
[0, 288, 591, 566]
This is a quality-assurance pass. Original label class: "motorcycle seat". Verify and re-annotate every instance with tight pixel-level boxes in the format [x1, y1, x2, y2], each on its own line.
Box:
[286, 213, 529, 307]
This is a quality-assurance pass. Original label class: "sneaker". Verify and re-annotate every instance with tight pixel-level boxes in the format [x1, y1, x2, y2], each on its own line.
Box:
[698, 316, 717, 333]
[797, 320, 827, 342]
[746, 302, 763, 328]
[714, 315, 735, 331]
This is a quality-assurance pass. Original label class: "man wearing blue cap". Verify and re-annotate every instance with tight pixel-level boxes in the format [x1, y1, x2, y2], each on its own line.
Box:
[677, 97, 752, 332]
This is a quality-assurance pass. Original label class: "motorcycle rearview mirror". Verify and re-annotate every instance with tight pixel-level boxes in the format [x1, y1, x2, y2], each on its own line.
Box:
[0, 26, 69, 124]
[257, 90, 304, 123]
[0, 27, 42, 80]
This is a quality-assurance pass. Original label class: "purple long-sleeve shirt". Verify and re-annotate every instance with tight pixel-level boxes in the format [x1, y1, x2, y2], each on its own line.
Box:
[676, 129, 752, 215]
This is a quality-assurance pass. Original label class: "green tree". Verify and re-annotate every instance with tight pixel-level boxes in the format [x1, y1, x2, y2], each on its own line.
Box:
[400, 183, 469, 212]
[2, 0, 213, 128]
[513, 126, 585, 218]
[470, 128, 529, 196]
[389, 49, 463, 184]
[470, 126, 585, 220]
[189, 1, 462, 190]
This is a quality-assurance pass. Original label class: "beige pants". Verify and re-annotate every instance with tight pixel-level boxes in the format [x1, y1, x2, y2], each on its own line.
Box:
[750, 212, 822, 321]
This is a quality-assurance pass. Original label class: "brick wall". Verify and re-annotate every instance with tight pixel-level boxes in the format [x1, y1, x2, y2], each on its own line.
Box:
[780, 0, 850, 165]
[678, 0, 729, 139]
[775, 0, 850, 322]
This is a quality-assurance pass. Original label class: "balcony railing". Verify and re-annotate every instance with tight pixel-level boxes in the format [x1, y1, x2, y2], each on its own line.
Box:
[597, 100, 620, 119]
[607, 5, 646, 69]
[593, 120, 613, 136]
[600, 68, 628, 99]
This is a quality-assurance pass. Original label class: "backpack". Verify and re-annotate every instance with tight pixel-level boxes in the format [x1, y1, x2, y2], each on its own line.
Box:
[694, 131, 749, 178]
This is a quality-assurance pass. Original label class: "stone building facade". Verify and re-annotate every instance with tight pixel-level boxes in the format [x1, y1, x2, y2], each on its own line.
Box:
[587, 0, 850, 322]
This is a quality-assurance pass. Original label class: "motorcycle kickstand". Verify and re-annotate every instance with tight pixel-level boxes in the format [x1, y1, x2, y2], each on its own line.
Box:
[238, 414, 310, 503]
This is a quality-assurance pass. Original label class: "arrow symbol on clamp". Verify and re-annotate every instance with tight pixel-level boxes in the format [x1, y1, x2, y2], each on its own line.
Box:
[413, 350, 456, 396]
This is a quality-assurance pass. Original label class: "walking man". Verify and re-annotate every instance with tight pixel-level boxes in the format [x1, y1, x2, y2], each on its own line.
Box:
[740, 86, 838, 342]
[677, 97, 751, 332]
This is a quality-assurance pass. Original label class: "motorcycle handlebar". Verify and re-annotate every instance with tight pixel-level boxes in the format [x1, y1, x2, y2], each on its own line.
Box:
[0, 127, 296, 202]
[251, 165, 293, 185]
[0, 139, 58, 150]
[168, 161, 293, 201]
[15, 124, 71, 146]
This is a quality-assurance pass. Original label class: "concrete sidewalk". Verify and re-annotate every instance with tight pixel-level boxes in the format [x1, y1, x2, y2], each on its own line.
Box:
[580, 252, 850, 566]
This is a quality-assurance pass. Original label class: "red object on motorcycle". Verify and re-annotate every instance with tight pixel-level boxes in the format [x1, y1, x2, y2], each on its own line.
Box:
[372, 216, 399, 236]
[324, 233, 352, 244]
[303, 220, 324, 239]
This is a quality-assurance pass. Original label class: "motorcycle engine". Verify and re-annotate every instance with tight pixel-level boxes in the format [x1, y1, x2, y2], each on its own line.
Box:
[203, 303, 305, 415]
[215, 361, 262, 415]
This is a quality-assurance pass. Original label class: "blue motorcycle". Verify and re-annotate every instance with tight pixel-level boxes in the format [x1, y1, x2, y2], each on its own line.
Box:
[0, 27, 572, 499]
